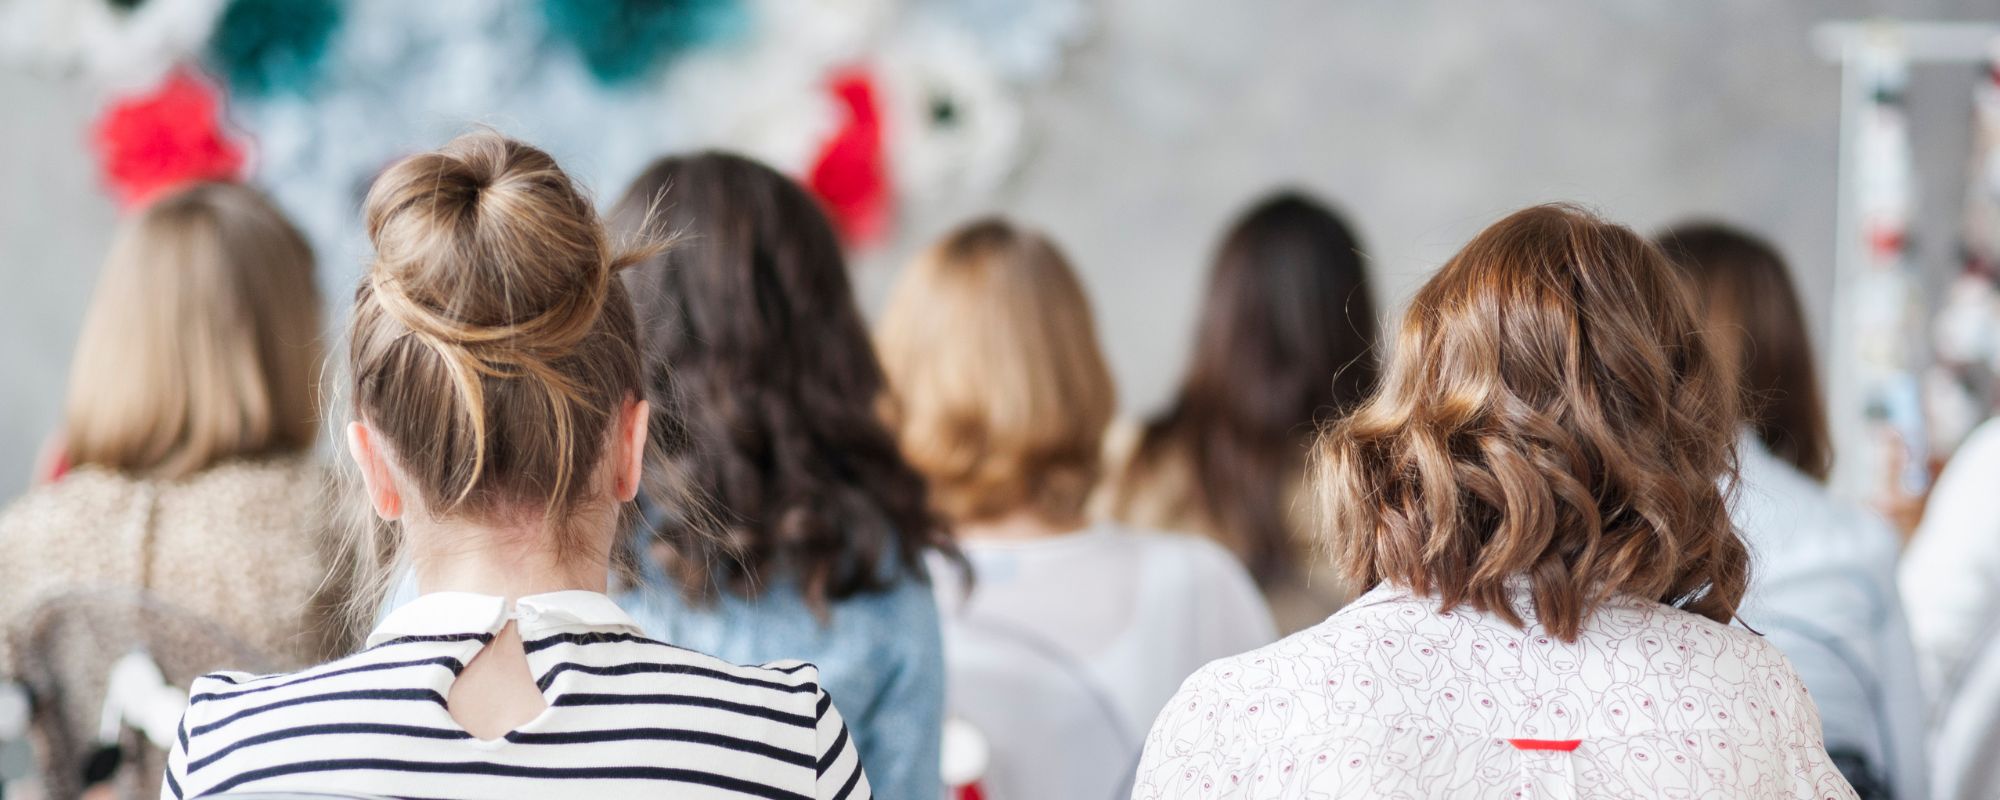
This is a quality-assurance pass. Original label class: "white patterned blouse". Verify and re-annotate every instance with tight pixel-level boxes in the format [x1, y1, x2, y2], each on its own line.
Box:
[1131, 581, 1857, 800]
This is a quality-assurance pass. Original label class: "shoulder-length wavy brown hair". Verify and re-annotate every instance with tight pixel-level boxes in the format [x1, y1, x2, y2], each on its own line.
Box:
[1656, 222, 1831, 482]
[1313, 204, 1747, 641]
[610, 152, 955, 608]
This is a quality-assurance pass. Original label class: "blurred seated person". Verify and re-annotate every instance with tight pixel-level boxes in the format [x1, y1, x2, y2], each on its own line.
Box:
[1131, 205, 1854, 799]
[876, 218, 1275, 800]
[608, 152, 956, 800]
[1098, 191, 1379, 633]
[0, 182, 345, 794]
[1660, 222, 1924, 800]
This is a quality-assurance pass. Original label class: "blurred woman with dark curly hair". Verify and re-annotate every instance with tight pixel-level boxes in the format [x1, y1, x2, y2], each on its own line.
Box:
[609, 153, 960, 800]
[1131, 205, 1855, 800]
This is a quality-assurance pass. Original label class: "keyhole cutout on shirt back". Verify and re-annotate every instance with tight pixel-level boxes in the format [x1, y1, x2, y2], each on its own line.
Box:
[447, 621, 549, 740]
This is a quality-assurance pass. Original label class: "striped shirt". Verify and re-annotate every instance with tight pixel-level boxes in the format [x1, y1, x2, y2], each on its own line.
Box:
[163, 591, 870, 800]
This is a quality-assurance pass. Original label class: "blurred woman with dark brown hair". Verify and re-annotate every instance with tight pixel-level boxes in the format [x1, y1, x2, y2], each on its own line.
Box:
[1133, 205, 1853, 800]
[1661, 222, 1925, 800]
[1099, 191, 1378, 633]
[610, 152, 954, 800]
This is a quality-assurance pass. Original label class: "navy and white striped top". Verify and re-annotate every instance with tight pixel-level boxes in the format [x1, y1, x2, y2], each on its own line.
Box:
[163, 591, 871, 800]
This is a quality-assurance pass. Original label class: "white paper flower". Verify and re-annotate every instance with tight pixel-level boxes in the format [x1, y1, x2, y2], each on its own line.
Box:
[875, 21, 1022, 202]
[752, 0, 897, 68]
[0, 0, 225, 92]
[913, 0, 1090, 84]
[663, 40, 841, 175]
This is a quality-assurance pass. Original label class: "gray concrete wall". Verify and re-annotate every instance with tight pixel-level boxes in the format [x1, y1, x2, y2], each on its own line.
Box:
[2, 1, 1993, 495]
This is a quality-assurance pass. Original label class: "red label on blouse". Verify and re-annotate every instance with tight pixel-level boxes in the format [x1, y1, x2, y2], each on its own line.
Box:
[1508, 738, 1584, 752]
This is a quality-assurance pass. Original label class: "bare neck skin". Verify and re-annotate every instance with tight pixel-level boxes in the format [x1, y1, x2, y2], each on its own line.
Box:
[406, 509, 617, 740]
[953, 508, 1090, 542]
[406, 511, 613, 598]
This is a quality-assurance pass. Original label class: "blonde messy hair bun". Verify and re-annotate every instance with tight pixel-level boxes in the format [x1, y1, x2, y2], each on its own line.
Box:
[347, 131, 654, 534]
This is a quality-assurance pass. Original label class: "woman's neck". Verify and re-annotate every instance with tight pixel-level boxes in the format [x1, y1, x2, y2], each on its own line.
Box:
[406, 513, 611, 599]
[954, 509, 1090, 542]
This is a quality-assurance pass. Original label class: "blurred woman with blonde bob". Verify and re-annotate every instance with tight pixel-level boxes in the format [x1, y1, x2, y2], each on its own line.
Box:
[878, 218, 1273, 800]
[1131, 205, 1854, 799]
[0, 181, 339, 664]
[0, 182, 343, 796]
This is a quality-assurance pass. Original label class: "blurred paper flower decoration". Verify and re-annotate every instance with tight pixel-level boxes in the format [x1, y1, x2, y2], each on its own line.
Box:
[748, 0, 893, 68]
[92, 69, 245, 208]
[207, 0, 340, 96]
[664, 41, 840, 175]
[542, 0, 748, 85]
[916, 0, 1090, 83]
[0, 0, 225, 91]
[876, 23, 1022, 202]
[810, 69, 891, 245]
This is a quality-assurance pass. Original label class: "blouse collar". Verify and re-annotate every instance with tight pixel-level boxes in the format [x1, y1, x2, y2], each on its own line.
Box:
[368, 590, 644, 648]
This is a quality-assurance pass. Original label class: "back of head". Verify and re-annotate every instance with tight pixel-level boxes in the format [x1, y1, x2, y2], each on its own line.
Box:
[877, 217, 1117, 529]
[64, 182, 322, 480]
[610, 152, 946, 605]
[1314, 204, 1745, 641]
[349, 132, 644, 537]
[1656, 222, 1830, 482]
[1117, 190, 1379, 582]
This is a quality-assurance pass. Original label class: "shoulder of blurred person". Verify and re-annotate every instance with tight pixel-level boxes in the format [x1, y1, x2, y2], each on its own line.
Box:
[1093, 419, 1348, 635]
[0, 453, 346, 673]
[937, 522, 1277, 695]
[623, 540, 945, 800]
[1731, 430, 1900, 591]
[1116, 524, 1278, 654]
[1729, 430, 1925, 800]
[1901, 416, 2000, 694]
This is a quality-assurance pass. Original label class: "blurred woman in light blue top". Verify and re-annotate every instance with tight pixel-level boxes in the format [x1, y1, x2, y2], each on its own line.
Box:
[607, 152, 963, 800]
[1659, 223, 1926, 800]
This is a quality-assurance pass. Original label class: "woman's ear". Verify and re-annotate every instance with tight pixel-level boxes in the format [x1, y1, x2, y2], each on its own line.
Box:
[346, 421, 404, 521]
[614, 397, 649, 503]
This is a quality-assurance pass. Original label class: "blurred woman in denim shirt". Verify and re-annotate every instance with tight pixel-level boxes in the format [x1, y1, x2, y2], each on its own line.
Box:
[606, 152, 963, 800]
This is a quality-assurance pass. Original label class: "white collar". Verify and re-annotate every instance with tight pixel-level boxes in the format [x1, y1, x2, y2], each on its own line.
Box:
[367, 590, 644, 648]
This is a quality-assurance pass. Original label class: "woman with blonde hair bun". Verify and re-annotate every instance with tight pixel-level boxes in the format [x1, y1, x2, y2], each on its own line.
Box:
[1132, 205, 1854, 799]
[164, 133, 870, 799]
[878, 217, 1273, 800]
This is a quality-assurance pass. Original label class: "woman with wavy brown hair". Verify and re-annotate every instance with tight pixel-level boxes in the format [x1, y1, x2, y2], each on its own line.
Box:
[1132, 205, 1854, 799]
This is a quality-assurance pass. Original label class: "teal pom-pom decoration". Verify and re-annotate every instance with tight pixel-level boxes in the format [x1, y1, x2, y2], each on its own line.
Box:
[542, 0, 747, 86]
[208, 0, 341, 96]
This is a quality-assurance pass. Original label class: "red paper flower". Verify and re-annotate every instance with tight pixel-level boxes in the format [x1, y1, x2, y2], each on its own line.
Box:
[808, 68, 891, 245]
[92, 68, 247, 209]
